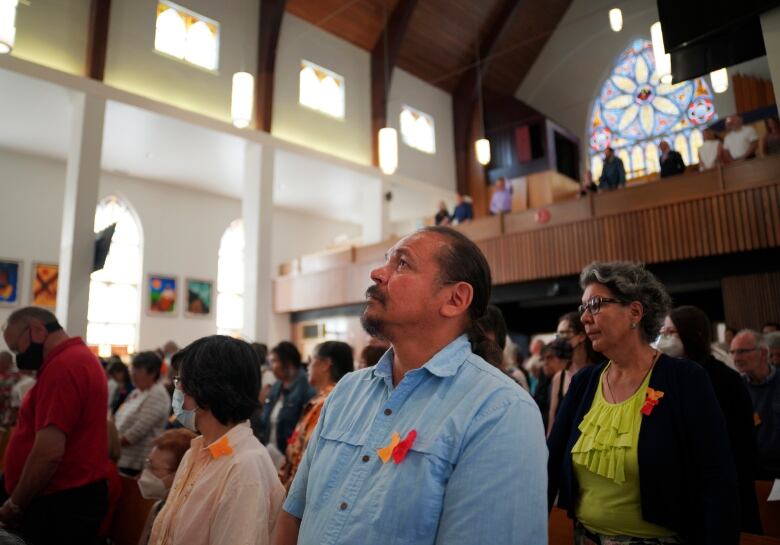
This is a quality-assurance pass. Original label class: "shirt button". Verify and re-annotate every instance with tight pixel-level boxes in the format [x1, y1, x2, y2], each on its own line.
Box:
[384, 408, 392, 416]
[362, 455, 370, 462]
[340, 502, 348, 510]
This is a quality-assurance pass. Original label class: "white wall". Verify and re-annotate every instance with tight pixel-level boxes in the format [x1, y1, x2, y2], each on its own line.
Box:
[0, 148, 362, 351]
[104, 0, 259, 124]
[515, 0, 772, 145]
[12, 0, 89, 75]
[388, 69, 456, 191]
[273, 14, 372, 165]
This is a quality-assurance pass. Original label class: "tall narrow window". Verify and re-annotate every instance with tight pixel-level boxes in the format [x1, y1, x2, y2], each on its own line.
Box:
[87, 196, 142, 357]
[400, 105, 436, 154]
[299, 60, 345, 119]
[155, 1, 219, 71]
[217, 219, 244, 337]
[588, 39, 717, 182]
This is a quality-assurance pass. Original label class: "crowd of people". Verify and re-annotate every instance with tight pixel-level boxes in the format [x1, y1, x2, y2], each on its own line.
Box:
[0, 226, 777, 545]
[596, 114, 780, 191]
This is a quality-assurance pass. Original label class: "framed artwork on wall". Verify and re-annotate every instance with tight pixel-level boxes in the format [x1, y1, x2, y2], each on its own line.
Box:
[0, 259, 21, 307]
[31, 263, 58, 309]
[185, 278, 213, 317]
[148, 274, 178, 316]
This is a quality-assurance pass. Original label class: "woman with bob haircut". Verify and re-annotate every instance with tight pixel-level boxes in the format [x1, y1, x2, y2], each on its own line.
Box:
[548, 261, 739, 545]
[147, 335, 285, 545]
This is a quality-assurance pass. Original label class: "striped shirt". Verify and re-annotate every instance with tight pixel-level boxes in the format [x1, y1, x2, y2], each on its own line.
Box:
[115, 382, 170, 470]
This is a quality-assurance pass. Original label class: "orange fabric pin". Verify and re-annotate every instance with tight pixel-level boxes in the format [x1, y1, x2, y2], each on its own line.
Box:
[641, 387, 664, 416]
[377, 432, 401, 464]
[391, 430, 417, 464]
[208, 436, 234, 459]
[754, 412, 762, 427]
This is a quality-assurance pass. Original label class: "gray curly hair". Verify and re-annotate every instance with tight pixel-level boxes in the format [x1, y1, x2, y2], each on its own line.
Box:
[580, 261, 672, 342]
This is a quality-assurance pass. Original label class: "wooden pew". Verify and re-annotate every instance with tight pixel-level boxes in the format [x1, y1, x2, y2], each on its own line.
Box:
[108, 474, 158, 545]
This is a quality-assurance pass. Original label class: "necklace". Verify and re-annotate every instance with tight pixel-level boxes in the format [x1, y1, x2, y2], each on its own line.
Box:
[604, 349, 659, 404]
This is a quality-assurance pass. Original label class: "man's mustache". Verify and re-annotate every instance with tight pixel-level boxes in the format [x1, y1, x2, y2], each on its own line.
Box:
[365, 285, 386, 305]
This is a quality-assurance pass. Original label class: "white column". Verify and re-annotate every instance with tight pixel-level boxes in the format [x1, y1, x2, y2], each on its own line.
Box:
[242, 142, 275, 342]
[362, 176, 392, 245]
[762, 7, 780, 107]
[56, 92, 106, 335]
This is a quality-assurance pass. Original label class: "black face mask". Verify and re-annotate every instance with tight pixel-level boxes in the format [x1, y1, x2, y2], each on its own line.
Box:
[16, 322, 62, 371]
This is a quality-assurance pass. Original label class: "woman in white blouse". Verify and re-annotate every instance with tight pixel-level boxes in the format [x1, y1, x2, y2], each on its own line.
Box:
[114, 352, 171, 476]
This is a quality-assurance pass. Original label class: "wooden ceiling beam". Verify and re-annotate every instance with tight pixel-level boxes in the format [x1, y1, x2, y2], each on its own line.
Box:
[370, 0, 419, 167]
[86, 0, 111, 81]
[452, 0, 524, 195]
[256, 0, 287, 132]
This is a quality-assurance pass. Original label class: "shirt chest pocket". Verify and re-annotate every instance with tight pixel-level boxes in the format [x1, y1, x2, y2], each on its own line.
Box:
[369, 438, 456, 541]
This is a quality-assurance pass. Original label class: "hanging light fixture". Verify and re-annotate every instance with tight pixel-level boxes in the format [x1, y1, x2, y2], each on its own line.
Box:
[650, 22, 672, 84]
[377, 1, 398, 175]
[379, 127, 398, 175]
[231, 72, 254, 129]
[474, 37, 491, 166]
[710, 68, 729, 93]
[609, 8, 623, 32]
[0, 0, 19, 54]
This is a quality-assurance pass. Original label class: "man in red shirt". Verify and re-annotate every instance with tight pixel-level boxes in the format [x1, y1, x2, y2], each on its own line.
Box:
[0, 307, 108, 545]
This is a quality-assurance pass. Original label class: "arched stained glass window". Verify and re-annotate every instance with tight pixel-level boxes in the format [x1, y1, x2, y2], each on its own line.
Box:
[87, 196, 142, 356]
[217, 219, 244, 337]
[589, 39, 717, 182]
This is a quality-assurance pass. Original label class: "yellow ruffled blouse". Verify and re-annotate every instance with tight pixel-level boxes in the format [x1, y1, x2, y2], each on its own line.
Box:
[571, 363, 675, 538]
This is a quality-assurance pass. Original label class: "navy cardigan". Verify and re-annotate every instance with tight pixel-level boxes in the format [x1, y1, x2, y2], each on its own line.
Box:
[257, 370, 315, 453]
[547, 355, 740, 545]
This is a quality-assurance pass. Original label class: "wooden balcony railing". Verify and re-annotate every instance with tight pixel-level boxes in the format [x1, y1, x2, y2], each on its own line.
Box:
[274, 155, 780, 313]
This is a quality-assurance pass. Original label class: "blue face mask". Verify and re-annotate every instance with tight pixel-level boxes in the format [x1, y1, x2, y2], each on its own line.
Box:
[172, 388, 197, 431]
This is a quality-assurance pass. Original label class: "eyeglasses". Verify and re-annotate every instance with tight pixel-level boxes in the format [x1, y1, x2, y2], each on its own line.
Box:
[144, 459, 175, 475]
[729, 347, 760, 357]
[555, 329, 574, 340]
[578, 296, 624, 316]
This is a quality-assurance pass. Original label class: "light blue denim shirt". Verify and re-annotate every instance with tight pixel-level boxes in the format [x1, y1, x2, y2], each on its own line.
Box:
[284, 334, 548, 545]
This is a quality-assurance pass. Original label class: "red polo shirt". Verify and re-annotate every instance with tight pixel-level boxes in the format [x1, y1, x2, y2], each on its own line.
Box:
[4, 337, 108, 495]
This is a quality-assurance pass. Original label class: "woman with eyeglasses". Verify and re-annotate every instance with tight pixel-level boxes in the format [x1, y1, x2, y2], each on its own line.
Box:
[147, 336, 285, 545]
[656, 306, 762, 534]
[548, 262, 739, 545]
[137, 428, 197, 545]
[547, 312, 601, 435]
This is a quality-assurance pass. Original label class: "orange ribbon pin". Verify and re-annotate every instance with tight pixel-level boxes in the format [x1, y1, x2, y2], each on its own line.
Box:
[208, 436, 234, 459]
[377, 432, 401, 464]
[641, 387, 664, 416]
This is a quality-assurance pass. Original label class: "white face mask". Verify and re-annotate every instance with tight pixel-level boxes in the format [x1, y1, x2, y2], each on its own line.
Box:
[655, 334, 685, 358]
[171, 388, 197, 431]
[138, 468, 170, 500]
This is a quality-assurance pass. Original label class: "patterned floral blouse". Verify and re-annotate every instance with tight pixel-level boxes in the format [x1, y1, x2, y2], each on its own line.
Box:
[280, 384, 334, 490]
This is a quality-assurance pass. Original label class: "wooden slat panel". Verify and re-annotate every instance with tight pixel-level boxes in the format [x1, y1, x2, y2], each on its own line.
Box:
[723, 273, 780, 330]
[724, 154, 780, 190]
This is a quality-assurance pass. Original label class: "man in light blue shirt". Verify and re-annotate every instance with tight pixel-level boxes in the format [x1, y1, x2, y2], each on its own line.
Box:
[489, 177, 513, 214]
[275, 226, 547, 545]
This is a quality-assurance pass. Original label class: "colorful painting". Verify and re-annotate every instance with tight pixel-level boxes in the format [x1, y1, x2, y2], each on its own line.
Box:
[148, 274, 178, 315]
[32, 263, 58, 309]
[0, 260, 21, 307]
[185, 278, 212, 317]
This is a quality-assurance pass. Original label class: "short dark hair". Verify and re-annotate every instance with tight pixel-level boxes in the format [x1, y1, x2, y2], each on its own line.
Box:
[271, 341, 302, 368]
[131, 351, 163, 381]
[313, 341, 354, 383]
[6, 306, 60, 330]
[360, 345, 386, 368]
[178, 335, 261, 426]
[106, 359, 130, 384]
[478, 305, 507, 349]
[668, 306, 712, 364]
[419, 227, 499, 364]
[542, 338, 573, 363]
